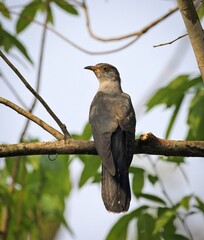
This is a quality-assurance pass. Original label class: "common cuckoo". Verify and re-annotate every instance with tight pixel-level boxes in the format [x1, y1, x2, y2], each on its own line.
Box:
[84, 63, 136, 213]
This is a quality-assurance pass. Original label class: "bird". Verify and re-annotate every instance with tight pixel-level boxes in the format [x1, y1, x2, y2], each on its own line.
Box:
[84, 63, 136, 213]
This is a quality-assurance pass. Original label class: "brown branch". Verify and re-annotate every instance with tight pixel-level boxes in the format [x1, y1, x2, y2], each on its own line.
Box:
[0, 50, 71, 138]
[0, 97, 64, 141]
[20, 9, 49, 141]
[8, 10, 139, 55]
[177, 0, 204, 82]
[83, 2, 178, 42]
[0, 133, 203, 158]
[8, 5, 178, 55]
[153, 33, 188, 48]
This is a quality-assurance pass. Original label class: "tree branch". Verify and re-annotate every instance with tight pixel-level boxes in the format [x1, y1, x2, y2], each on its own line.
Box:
[0, 97, 64, 141]
[177, 0, 204, 82]
[0, 50, 71, 138]
[19, 8, 49, 141]
[0, 133, 203, 158]
[83, 2, 178, 42]
[8, 5, 178, 55]
[153, 33, 188, 48]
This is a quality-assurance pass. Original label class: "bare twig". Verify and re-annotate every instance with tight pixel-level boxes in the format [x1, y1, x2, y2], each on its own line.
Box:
[19, 10, 48, 141]
[0, 50, 71, 138]
[148, 157, 193, 240]
[83, 2, 178, 42]
[8, 9, 138, 55]
[0, 97, 64, 140]
[153, 33, 188, 48]
[0, 133, 204, 158]
[8, 5, 178, 55]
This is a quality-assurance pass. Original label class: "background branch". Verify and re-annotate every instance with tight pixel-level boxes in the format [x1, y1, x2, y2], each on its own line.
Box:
[177, 0, 204, 82]
[153, 33, 188, 47]
[8, 5, 178, 55]
[0, 97, 64, 141]
[83, 3, 178, 42]
[0, 50, 71, 138]
[0, 133, 204, 158]
[19, 9, 48, 142]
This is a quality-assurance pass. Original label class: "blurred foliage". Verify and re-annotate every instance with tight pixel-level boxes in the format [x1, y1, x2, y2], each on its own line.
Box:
[0, 0, 78, 62]
[0, 153, 72, 240]
[1, 1, 204, 240]
[0, 0, 77, 239]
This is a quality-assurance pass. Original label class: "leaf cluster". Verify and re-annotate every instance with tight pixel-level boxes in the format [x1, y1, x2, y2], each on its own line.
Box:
[0, 0, 78, 63]
[0, 149, 72, 239]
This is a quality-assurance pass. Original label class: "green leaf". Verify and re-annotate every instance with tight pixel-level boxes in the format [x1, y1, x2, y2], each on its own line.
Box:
[187, 88, 204, 140]
[146, 75, 201, 110]
[78, 155, 101, 187]
[0, 2, 10, 18]
[163, 233, 189, 240]
[198, 3, 204, 19]
[161, 217, 176, 239]
[137, 213, 158, 240]
[165, 95, 183, 139]
[137, 193, 166, 205]
[72, 122, 92, 140]
[81, 122, 92, 140]
[146, 75, 189, 110]
[130, 167, 145, 196]
[106, 206, 148, 240]
[47, 5, 54, 24]
[147, 75, 201, 139]
[53, 0, 78, 15]
[148, 174, 158, 185]
[0, 24, 32, 62]
[165, 156, 185, 164]
[0, 185, 13, 205]
[153, 208, 176, 235]
[180, 195, 192, 210]
[16, 0, 42, 33]
[195, 196, 204, 213]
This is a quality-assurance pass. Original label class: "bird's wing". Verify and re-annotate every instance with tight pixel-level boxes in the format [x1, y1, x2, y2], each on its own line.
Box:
[114, 93, 136, 167]
[89, 92, 118, 176]
[115, 93, 136, 134]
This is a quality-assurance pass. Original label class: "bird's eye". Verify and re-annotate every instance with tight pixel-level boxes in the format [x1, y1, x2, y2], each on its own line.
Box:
[103, 66, 107, 71]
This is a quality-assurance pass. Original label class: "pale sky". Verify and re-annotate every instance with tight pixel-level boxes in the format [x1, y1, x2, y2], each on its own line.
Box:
[1, 1, 204, 239]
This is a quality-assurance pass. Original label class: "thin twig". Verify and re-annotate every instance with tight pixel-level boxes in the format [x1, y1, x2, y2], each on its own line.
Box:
[8, 9, 139, 55]
[83, 2, 178, 42]
[148, 157, 173, 205]
[153, 33, 188, 48]
[148, 157, 193, 240]
[8, 5, 178, 55]
[0, 50, 71, 138]
[19, 10, 48, 141]
[0, 70, 28, 109]
[0, 97, 64, 140]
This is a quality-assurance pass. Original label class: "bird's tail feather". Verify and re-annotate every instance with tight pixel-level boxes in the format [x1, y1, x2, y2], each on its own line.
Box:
[101, 165, 131, 213]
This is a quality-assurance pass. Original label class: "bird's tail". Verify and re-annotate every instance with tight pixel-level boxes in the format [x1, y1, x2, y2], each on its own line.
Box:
[101, 165, 131, 213]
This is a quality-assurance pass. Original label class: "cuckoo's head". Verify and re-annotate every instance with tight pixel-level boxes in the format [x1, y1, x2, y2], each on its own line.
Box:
[84, 63, 120, 83]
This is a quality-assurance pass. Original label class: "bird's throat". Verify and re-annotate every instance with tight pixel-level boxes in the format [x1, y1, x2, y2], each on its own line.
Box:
[98, 80, 122, 93]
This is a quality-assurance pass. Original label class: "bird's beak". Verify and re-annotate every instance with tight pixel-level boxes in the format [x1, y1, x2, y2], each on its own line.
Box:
[84, 65, 96, 72]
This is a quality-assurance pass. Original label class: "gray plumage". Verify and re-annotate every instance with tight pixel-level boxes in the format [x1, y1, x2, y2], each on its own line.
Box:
[85, 63, 136, 213]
